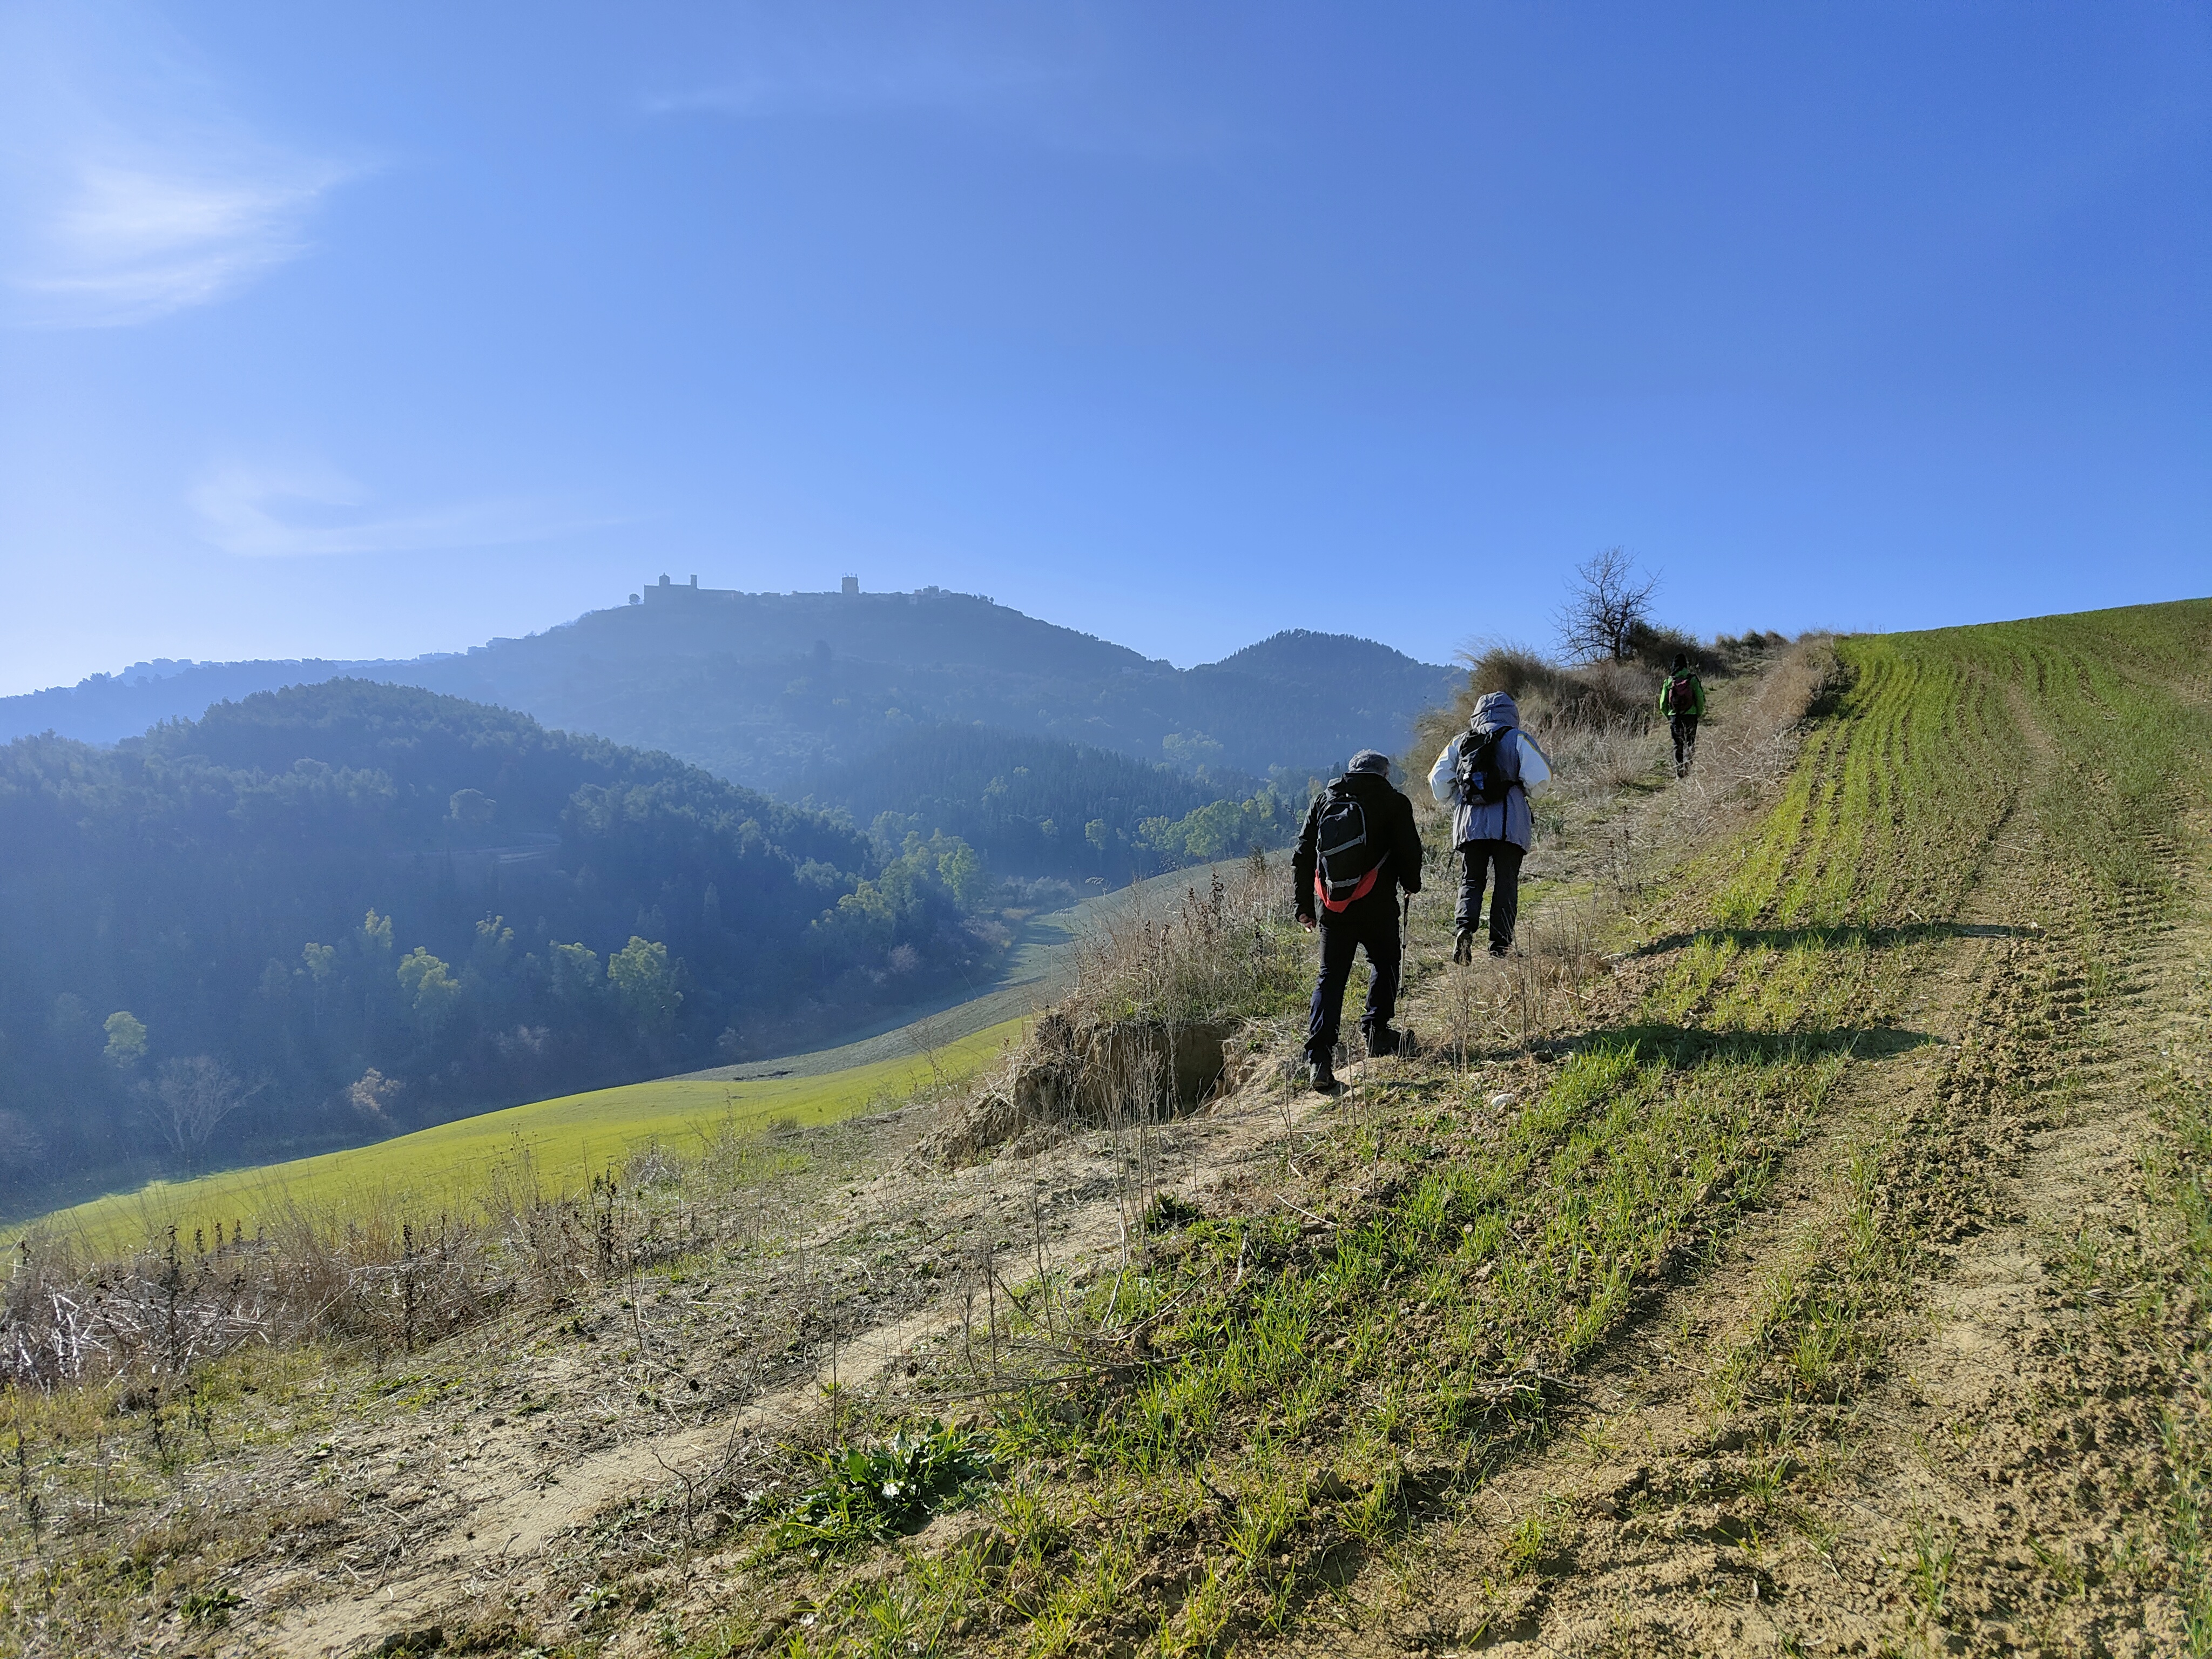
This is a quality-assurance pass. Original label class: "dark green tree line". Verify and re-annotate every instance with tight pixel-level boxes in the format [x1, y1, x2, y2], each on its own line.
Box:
[0, 682, 994, 1192]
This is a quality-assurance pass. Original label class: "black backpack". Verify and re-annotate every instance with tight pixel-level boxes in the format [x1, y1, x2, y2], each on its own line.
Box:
[1664, 672, 1697, 715]
[1313, 785, 1385, 911]
[1454, 729, 1513, 807]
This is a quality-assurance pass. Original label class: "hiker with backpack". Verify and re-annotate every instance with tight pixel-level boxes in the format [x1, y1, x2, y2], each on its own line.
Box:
[1660, 653, 1706, 779]
[1293, 749, 1425, 1094]
[1427, 691, 1553, 965]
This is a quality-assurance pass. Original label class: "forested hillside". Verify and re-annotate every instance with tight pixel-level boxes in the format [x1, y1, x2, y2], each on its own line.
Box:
[0, 590, 1458, 792]
[801, 725, 1303, 884]
[0, 682, 1000, 1191]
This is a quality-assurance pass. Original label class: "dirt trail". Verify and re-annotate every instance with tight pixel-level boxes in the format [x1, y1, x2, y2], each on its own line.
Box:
[230, 1055, 1350, 1658]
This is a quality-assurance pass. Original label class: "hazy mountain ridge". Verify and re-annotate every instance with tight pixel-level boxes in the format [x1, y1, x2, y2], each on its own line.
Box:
[0, 590, 1460, 789]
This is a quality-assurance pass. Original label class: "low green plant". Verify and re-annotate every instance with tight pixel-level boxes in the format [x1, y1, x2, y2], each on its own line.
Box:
[774, 1420, 994, 1550]
[1142, 1192, 1206, 1234]
[180, 1583, 242, 1625]
[1502, 1511, 1550, 1575]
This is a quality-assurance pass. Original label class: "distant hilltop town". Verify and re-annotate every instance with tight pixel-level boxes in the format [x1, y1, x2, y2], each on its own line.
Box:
[633, 573, 864, 603]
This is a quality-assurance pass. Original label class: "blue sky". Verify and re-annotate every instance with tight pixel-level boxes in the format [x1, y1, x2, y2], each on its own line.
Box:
[1, 1, 2206, 696]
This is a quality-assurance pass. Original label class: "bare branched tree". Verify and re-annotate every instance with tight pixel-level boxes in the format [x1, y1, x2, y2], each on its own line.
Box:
[1556, 547, 1660, 663]
[149, 1056, 263, 1170]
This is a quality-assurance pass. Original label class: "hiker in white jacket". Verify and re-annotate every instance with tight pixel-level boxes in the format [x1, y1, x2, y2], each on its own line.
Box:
[1428, 691, 1553, 962]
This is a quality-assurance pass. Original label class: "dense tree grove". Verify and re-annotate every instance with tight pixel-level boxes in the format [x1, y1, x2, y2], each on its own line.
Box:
[0, 683, 996, 1189]
[802, 725, 1305, 885]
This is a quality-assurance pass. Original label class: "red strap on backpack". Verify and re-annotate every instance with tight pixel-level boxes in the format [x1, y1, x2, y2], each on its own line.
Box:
[1316, 866, 1381, 915]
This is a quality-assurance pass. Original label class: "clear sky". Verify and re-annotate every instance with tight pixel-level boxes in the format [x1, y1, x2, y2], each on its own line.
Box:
[2, 1, 2207, 696]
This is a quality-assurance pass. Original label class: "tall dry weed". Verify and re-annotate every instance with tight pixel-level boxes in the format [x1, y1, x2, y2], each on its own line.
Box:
[0, 1111, 830, 1389]
[1064, 855, 1306, 1029]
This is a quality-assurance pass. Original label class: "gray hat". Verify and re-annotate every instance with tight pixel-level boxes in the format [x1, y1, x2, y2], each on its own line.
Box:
[1348, 749, 1391, 775]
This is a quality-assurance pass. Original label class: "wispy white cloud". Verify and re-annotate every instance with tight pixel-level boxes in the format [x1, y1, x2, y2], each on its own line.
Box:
[190, 462, 615, 559]
[642, 11, 1231, 159]
[646, 53, 1054, 121]
[0, 2, 360, 328]
[15, 156, 346, 327]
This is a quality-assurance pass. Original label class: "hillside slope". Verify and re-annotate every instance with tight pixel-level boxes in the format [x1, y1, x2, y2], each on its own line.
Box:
[18, 605, 2207, 1657]
[798, 724, 1296, 882]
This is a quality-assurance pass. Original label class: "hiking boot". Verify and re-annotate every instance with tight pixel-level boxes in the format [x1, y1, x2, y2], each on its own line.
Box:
[1487, 940, 1512, 958]
[1452, 930, 1474, 965]
[1364, 1024, 1401, 1058]
[1309, 1057, 1340, 1094]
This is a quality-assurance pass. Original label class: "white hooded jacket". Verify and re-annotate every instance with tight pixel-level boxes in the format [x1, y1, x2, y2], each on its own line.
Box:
[1427, 691, 1552, 850]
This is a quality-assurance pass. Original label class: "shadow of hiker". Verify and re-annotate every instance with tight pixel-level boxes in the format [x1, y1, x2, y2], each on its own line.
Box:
[1538, 1021, 1938, 1067]
[1624, 919, 2039, 960]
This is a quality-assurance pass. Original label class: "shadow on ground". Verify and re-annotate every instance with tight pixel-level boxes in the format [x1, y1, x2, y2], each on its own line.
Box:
[1628, 920, 2038, 959]
[1543, 1023, 1939, 1066]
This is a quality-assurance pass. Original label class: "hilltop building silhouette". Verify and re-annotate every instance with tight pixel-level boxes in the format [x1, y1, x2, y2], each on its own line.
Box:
[639, 572, 864, 604]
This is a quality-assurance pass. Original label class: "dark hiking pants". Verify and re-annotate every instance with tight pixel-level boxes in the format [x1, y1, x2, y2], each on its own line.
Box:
[1456, 839, 1524, 950]
[1306, 903, 1401, 1062]
[1670, 714, 1698, 774]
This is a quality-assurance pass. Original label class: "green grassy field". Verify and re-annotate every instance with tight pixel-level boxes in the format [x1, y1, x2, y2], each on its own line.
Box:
[23, 1015, 1025, 1257]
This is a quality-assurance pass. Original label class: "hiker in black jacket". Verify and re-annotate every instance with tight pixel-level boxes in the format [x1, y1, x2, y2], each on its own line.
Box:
[1293, 750, 1425, 1093]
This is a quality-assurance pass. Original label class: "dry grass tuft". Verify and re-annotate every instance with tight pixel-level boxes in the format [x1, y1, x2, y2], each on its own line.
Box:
[1063, 855, 1308, 1029]
[0, 1103, 898, 1391]
[915, 858, 1307, 1166]
[1452, 644, 1659, 732]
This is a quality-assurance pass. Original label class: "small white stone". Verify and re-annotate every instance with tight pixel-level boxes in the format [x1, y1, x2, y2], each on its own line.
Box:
[1488, 1091, 1520, 1109]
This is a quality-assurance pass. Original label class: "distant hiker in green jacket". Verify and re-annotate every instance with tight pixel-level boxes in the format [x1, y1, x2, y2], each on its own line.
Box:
[1660, 653, 1705, 779]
